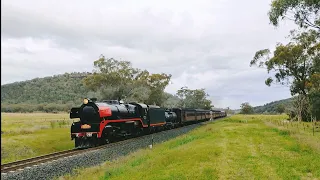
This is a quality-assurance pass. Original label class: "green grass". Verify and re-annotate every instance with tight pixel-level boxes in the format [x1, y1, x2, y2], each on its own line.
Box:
[253, 114, 320, 151]
[58, 115, 320, 180]
[1, 113, 75, 164]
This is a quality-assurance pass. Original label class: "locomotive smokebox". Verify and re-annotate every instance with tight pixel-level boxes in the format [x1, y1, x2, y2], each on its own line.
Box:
[165, 111, 177, 123]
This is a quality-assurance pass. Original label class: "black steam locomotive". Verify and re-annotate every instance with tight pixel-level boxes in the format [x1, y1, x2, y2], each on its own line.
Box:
[70, 98, 226, 148]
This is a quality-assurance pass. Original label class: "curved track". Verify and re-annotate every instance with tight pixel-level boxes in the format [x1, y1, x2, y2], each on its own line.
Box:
[1, 117, 227, 174]
[1, 132, 153, 174]
[1, 149, 80, 173]
[1, 132, 155, 174]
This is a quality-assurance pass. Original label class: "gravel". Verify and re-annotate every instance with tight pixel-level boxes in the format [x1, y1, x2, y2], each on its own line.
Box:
[1, 121, 208, 180]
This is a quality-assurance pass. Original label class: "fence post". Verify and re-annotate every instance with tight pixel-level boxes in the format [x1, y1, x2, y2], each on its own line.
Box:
[313, 121, 315, 136]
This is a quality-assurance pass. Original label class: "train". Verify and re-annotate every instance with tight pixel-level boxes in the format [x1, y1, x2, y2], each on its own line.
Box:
[69, 98, 227, 148]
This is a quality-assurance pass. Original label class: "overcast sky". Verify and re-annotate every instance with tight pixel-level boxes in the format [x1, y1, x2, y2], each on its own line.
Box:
[1, 0, 296, 109]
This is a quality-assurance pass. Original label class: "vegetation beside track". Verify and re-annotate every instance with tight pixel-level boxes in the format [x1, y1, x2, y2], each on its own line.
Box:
[1, 113, 74, 164]
[59, 115, 320, 180]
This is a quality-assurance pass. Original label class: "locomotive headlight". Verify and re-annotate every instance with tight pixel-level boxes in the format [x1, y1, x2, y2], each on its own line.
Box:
[83, 98, 89, 104]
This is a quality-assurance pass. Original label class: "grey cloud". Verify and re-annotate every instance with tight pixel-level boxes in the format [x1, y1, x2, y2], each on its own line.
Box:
[166, 68, 292, 109]
[1, 0, 296, 108]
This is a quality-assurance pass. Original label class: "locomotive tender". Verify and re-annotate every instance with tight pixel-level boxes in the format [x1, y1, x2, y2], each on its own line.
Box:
[70, 98, 227, 148]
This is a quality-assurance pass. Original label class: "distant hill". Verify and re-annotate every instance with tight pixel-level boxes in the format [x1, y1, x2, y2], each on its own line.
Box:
[1, 72, 91, 105]
[1, 72, 294, 113]
[0, 72, 181, 112]
[253, 98, 294, 114]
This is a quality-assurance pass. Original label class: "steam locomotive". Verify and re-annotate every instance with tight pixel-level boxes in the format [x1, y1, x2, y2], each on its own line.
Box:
[70, 98, 227, 148]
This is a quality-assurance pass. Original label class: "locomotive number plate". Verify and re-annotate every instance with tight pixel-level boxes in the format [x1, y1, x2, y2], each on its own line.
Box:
[81, 124, 91, 129]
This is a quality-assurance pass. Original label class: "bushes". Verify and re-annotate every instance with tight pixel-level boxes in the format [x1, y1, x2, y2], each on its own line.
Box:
[1, 103, 75, 113]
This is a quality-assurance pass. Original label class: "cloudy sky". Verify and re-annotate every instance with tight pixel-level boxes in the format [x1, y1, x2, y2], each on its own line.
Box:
[1, 0, 296, 109]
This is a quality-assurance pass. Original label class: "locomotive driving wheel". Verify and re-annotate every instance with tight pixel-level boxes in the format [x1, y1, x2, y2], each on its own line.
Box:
[135, 128, 143, 137]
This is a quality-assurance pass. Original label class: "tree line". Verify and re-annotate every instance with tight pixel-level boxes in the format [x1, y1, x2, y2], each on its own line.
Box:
[1, 56, 215, 113]
[82, 55, 214, 110]
[1, 103, 75, 113]
[239, 102, 288, 115]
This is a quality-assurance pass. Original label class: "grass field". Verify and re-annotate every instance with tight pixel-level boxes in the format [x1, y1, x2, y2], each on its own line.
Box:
[58, 114, 320, 180]
[258, 115, 320, 152]
[1, 113, 75, 164]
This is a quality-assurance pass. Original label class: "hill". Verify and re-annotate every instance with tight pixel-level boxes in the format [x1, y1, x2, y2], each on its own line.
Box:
[0, 72, 182, 112]
[253, 98, 294, 114]
[1, 72, 91, 105]
[1, 72, 293, 114]
[1, 72, 96, 112]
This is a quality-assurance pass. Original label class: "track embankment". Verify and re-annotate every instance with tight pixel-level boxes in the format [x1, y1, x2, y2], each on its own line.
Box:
[1, 119, 221, 180]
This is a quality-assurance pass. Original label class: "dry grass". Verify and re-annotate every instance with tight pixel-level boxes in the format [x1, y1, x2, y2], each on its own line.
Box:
[1, 113, 75, 164]
[262, 116, 320, 152]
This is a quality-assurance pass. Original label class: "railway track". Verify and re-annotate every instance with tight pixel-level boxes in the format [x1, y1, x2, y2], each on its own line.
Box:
[1, 132, 152, 174]
[1, 149, 80, 173]
[1, 132, 155, 174]
[1, 117, 227, 174]
[1, 140, 127, 174]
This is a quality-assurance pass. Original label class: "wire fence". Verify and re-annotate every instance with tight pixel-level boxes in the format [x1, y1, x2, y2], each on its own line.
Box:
[267, 119, 320, 136]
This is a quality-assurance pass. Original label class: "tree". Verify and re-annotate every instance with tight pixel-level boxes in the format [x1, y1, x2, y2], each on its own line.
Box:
[83, 55, 172, 104]
[176, 87, 212, 110]
[83, 55, 141, 101]
[240, 102, 254, 114]
[307, 57, 320, 120]
[144, 73, 172, 106]
[123, 85, 151, 103]
[308, 91, 320, 120]
[250, 30, 319, 121]
[268, 0, 320, 30]
[276, 104, 286, 114]
[162, 93, 180, 108]
[250, 29, 319, 96]
[251, 0, 320, 121]
[285, 107, 297, 120]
